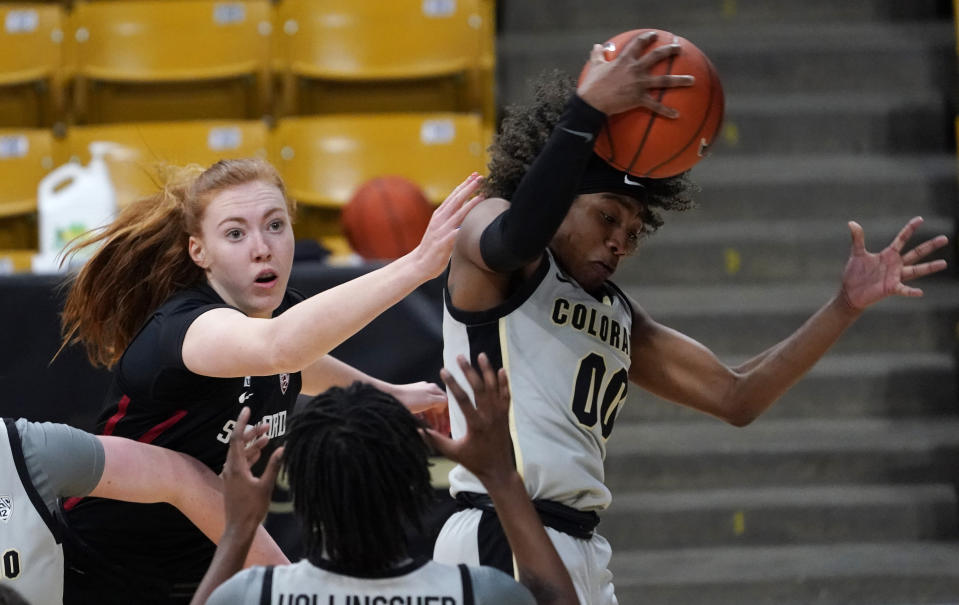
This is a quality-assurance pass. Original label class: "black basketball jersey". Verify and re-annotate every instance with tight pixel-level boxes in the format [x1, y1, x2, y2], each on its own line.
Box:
[62, 282, 303, 604]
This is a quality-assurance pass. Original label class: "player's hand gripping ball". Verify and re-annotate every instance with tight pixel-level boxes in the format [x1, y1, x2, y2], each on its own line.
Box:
[579, 28, 725, 178]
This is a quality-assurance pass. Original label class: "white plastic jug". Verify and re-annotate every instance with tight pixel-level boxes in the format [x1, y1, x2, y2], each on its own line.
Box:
[32, 142, 120, 273]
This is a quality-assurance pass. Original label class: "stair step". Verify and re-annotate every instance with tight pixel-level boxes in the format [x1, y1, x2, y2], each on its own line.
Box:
[501, 1, 949, 32]
[623, 352, 958, 422]
[609, 542, 959, 605]
[601, 484, 957, 549]
[497, 23, 956, 106]
[621, 216, 954, 285]
[716, 92, 950, 155]
[604, 417, 959, 489]
[624, 281, 959, 355]
[683, 153, 958, 221]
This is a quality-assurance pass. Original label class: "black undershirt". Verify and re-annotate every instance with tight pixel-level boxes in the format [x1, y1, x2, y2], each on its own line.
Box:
[479, 94, 606, 272]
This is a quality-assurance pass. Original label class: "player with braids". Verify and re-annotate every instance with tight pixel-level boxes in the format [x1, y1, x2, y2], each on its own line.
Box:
[190, 355, 579, 605]
[284, 384, 435, 574]
[56, 157, 484, 604]
[433, 32, 950, 604]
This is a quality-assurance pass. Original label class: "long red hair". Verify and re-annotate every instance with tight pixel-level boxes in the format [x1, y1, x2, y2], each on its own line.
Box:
[60, 158, 293, 368]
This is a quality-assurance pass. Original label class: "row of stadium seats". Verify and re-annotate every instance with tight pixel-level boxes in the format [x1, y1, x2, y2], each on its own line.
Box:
[0, 0, 496, 127]
[0, 114, 491, 264]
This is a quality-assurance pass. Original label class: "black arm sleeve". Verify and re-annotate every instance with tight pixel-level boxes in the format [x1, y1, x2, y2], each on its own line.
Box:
[479, 94, 606, 272]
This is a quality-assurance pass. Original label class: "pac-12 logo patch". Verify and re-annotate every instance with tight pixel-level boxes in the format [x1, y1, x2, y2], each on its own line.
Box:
[0, 495, 12, 523]
[279, 373, 290, 394]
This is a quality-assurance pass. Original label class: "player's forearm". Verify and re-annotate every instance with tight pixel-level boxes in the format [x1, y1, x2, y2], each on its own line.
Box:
[189, 523, 259, 605]
[167, 465, 288, 568]
[480, 95, 603, 271]
[130, 444, 288, 568]
[264, 255, 431, 372]
[244, 525, 290, 566]
[483, 472, 579, 605]
[301, 354, 380, 396]
[727, 293, 862, 423]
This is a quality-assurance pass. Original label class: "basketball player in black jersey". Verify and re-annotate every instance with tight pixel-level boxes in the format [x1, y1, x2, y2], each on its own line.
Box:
[56, 158, 483, 603]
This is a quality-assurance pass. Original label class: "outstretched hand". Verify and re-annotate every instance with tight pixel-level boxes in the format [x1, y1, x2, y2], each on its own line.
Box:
[222, 406, 284, 530]
[578, 30, 695, 117]
[410, 172, 485, 279]
[423, 353, 514, 486]
[840, 216, 949, 310]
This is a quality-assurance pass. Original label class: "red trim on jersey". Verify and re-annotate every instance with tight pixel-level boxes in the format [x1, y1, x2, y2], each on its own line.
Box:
[102, 395, 131, 436]
[63, 403, 187, 512]
[140, 410, 188, 444]
[65, 395, 133, 511]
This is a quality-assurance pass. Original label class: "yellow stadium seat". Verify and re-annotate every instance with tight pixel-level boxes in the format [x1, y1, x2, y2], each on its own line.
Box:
[275, 0, 495, 126]
[272, 112, 488, 208]
[0, 248, 36, 273]
[69, 0, 272, 124]
[0, 128, 55, 249]
[65, 119, 270, 207]
[0, 4, 66, 128]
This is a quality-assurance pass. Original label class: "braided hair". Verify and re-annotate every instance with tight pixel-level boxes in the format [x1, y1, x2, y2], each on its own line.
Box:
[284, 382, 434, 573]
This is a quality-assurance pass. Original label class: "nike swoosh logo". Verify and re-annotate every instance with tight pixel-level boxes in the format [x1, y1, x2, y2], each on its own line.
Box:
[238, 392, 254, 404]
[623, 174, 644, 187]
[559, 127, 593, 143]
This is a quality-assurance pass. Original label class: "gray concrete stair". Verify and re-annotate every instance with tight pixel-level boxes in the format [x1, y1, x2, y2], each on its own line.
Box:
[608, 542, 959, 605]
[624, 352, 958, 422]
[716, 92, 951, 155]
[497, 23, 956, 108]
[501, 1, 950, 32]
[604, 417, 959, 490]
[600, 484, 957, 549]
[681, 154, 958, 222]
[621, 215, 955, 285]
[627, 281, 959, 355]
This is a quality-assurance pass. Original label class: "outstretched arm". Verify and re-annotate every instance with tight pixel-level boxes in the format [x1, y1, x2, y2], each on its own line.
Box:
[93, 428, 287, 569]
[300, 354, 447, 414]
[189, 407, 285, 605]
[182, 173, 484, 378]
[425, 354, 579, 605]
[629, 217, 949, 426]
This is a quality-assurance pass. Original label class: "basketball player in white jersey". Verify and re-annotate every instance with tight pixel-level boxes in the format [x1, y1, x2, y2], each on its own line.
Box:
[192, 355, 579, 605]
[0, 416, 287, 604]
[432, 32, 950, 604]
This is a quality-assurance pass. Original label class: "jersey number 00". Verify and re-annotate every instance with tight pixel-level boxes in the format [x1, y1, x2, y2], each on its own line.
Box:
[570, 352, 628, 439]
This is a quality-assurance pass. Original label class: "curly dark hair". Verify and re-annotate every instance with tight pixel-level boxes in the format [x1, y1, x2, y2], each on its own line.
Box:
[485, 70, 699, 235]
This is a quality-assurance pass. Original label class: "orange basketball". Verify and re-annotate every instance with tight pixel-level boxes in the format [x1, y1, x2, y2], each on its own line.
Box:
[578, 28, 724, 178]
[341, 176, 433, 260]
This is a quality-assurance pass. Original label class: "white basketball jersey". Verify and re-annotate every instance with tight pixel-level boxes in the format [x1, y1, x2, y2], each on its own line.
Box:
[0, 419, 65, 603]
[267, 559, 470, 604]
[444, 250, 633, 511]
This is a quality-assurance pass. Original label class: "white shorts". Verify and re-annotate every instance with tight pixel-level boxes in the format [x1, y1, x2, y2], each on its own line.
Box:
[433, 508, 617, 605]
